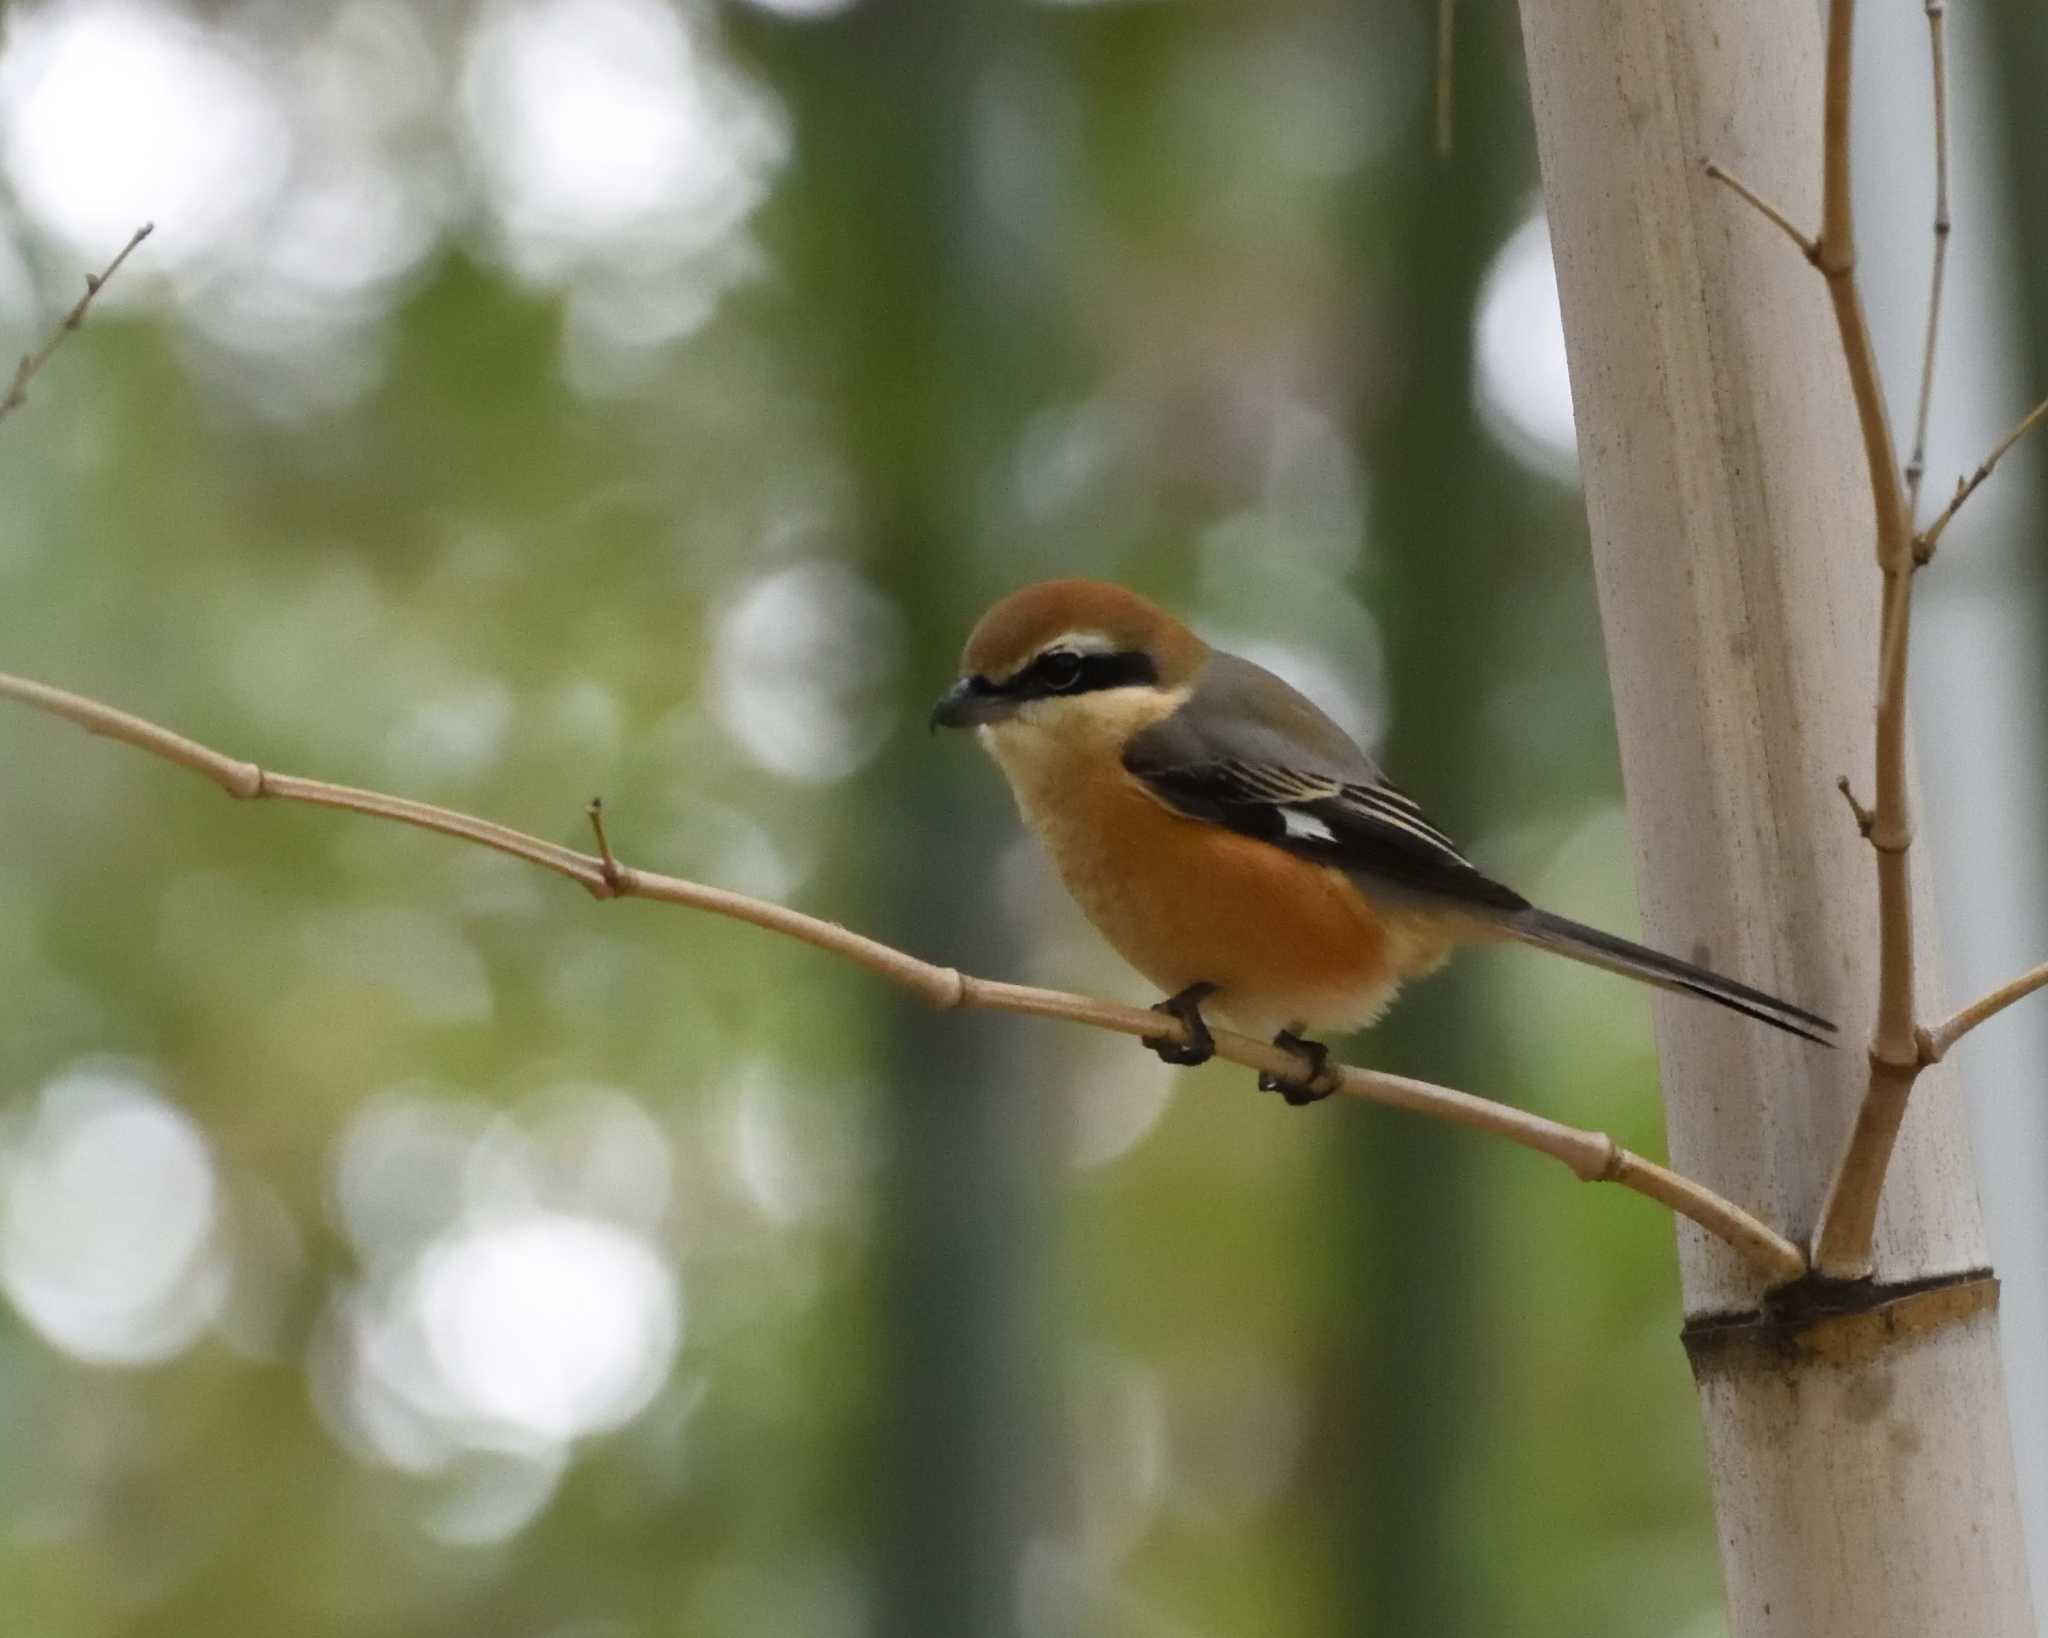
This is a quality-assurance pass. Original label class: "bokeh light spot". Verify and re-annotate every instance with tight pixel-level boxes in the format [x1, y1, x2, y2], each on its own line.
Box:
[417, 1211, 679, 1444]
[728, 1069, 873, 1226]
[711, 561, 906, 783]
[462, 0, 787, 285]
[1474, 207, 1580, 481]
[1, 0, 290, 273]
[0, 1064, 226, 1366]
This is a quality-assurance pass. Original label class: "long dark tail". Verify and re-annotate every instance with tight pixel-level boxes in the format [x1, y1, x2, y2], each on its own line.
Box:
[1508, 908, 1836, 1046]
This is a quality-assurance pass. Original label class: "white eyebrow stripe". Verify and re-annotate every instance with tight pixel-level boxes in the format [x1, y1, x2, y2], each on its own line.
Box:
[1041, 630, 1116, 655]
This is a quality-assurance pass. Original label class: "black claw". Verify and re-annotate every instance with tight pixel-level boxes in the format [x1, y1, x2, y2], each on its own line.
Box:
[1259, 1030, 1335, 1106]
[1143, 982, 1218, 1067]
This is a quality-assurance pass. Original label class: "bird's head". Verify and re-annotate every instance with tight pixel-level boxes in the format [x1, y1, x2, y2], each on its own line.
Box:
[930, 580, 1207, 738]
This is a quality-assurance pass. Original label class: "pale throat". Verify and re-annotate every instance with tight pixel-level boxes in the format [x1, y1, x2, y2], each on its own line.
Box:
[976, 685, 1188, 816]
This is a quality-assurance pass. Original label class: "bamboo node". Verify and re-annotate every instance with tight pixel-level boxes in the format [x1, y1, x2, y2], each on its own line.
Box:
[1867, 1040, 1922, 1077]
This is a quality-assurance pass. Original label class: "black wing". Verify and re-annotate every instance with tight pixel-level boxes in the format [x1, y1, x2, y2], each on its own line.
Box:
[1125, 750, 1529, 915]
[1122, 656, 1835, 1042]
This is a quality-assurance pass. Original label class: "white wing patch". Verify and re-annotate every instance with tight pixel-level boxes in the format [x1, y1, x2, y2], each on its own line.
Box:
[1280, 808, 1338, 843]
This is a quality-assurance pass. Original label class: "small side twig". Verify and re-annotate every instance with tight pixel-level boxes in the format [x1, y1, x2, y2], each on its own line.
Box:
[1922, 959, 2048, 1064]
[1703, 161, 1818, 261]
[1902, 0, 1951, 520]
[0, 667, 1806, 1284]
[0, 223, 154, 425]
[1835, 775, 1875, 838]
[586, 796, 624, 894]
[1915, 394, 2048, 562]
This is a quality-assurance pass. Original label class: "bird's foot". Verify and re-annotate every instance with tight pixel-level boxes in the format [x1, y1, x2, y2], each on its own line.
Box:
[1259, 1030, 1337, 1106]
[1143, 982, 1218, 1067]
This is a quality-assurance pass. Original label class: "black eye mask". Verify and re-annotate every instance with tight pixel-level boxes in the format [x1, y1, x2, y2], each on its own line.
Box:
[931, 648, 1157, 730]
[1005, 648, 1158, 701]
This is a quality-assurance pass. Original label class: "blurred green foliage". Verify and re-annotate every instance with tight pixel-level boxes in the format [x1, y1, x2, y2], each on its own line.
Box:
[0, 2, 1749, 1635]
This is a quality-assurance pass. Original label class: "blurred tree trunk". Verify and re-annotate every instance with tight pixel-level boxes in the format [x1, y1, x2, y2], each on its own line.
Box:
[1326, 5, 1539, 1632]
[1519, 1, 2034, 1631]
[739, 8, 1056, 1637]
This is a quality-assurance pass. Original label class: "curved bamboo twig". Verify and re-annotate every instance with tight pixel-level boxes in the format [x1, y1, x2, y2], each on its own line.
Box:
[1916, 395, 2048, 561]
[0, 667, 1806, 1284]
[1708, 0, 1921, 1277]
[0, 224, 153, 423]
[1901, 0, 1952, 521]
[1923, 960, 2048, 1064]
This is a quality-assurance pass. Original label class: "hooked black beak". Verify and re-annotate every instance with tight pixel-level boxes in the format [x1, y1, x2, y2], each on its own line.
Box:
[929, 675, 1007, 733]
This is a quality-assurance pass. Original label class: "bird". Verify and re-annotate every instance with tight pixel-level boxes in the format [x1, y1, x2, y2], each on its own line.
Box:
[930, 578, 1834, 1104]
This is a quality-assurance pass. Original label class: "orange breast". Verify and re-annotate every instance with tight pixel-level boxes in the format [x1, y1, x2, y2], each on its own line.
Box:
[985, 713, 1455, 1036]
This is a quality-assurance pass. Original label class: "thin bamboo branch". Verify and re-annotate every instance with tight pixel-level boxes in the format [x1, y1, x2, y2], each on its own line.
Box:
[1814, 1049, 1921, 1277]
[1923, 959, 2048, 1063]
[1916, 393, 2048, 561]
[1882, 0, 1952, 712]
[1525, 0, 2035, 1618]
[1808, 0, 1924, 1281]
[0, 224, 153, 424]
[1773, 0, 1937, 1272]
[1733, 0, 2048, 1277]
[1814, 1, 1912, 575]
[1702, 161, 1819, 260]
[1902, 0, 1951, 520]
[0, 667, 1806, 1284]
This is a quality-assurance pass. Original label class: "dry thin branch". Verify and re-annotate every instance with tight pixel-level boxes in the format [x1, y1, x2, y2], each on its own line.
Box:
[1922, 959, 2048, 1063]
[0, 224, 153, 424]
[1815, 0, 1930, 1273]
[1711, 1, 1936, 1276]
[1769, 1, 2048, 1275]
[1902, 0, 1951, 519]
[586, 796, 624, 890]
[1916, 394, 2048, 561]
[1702, 161, 1818, 261]
[0, 667, 1807, 1284]
[1807, 0, 1921, 1277]
[1815, 3, 1912, 574]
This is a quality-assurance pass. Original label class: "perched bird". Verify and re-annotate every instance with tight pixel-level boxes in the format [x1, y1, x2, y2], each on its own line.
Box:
[931, 579, 1833, 1103]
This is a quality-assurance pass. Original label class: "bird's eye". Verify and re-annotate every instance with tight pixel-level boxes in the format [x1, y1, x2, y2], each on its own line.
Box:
[1037, 649, 1084, 692]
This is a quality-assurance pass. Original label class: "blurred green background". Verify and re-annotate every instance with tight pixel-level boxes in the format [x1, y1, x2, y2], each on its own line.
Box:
[1, 3, 2043, 1636]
